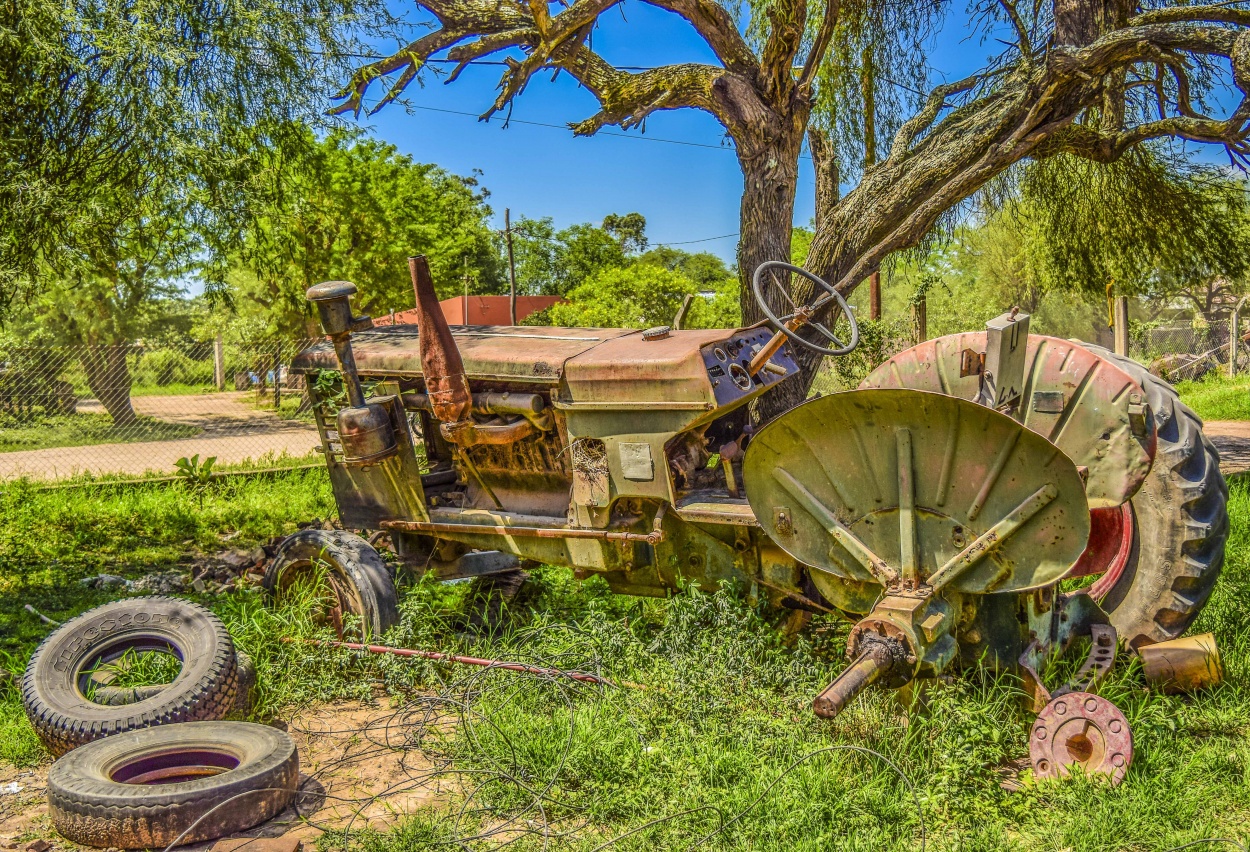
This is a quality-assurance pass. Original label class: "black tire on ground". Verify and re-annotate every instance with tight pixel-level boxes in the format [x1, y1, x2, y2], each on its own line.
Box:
[263, 529, 399, 639]
[92, 650, 256, 717]
[1081, 345, 1229, 648]
[22, 597, 238, 757]
[48, 721, 298, 849]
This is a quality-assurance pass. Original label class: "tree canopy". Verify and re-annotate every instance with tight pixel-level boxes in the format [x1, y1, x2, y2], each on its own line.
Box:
[225, 130, 503, 339]
[336, 0, 1250, 412]
[0, 0, 394, 310]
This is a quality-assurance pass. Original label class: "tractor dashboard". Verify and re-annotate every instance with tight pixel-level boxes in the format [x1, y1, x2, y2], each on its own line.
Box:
[701, 325, 798, 408]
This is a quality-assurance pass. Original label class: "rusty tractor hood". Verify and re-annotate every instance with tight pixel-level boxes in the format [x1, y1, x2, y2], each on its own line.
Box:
[293, 326, 633, 386]
[293, 323, 797, 408]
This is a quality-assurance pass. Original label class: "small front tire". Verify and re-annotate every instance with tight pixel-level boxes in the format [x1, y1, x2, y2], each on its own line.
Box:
[264, 529, 399, 639]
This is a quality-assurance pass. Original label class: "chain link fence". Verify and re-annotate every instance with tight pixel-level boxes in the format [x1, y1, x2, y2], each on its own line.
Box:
[0, 338, 325, 482]
[1131, 318, 1246, 382]
[3, 313, 1238, 482]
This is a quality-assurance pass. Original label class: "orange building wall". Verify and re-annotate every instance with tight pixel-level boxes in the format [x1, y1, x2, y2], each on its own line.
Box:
[373, 295, 562, 327]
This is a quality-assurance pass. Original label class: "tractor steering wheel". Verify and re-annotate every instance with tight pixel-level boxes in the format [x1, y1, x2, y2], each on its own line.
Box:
[751, 261, 860, 357]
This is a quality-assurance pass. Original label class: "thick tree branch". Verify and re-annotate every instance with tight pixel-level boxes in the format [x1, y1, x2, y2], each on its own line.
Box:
[556, 49, 727, 132]
[641, 0, 760, 75]
[889, 74, 981, 160]
[760, 0, 807, 102]
[1131, 6, 1250, 27]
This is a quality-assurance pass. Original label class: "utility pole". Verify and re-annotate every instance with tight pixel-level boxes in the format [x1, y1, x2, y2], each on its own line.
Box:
[505, 208, 518, 326]
[462, 257, 470, 325]
[862, 47, 882, 321]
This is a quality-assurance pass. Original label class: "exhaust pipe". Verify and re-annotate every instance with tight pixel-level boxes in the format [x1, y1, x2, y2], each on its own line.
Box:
[306, 280, 398, 466]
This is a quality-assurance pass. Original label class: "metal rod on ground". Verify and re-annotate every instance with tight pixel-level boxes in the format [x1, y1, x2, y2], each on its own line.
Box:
[25, 604, 61, 626]
[505, 207, 518, 326]
[287, 637, 619, 686]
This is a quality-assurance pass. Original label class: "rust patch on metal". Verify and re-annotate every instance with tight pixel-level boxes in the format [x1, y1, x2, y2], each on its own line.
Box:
[410, 255, 472, 423]
[1030, 691, 1133, 785]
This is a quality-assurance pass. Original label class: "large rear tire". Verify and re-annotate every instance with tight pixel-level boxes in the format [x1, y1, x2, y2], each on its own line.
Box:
[1080, 345, 1228, 648]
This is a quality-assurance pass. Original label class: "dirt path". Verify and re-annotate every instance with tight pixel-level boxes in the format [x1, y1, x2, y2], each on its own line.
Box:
[0, 701, 445, 849]
[1202, 420, 1250, 476]
[1, 392, 320, 481]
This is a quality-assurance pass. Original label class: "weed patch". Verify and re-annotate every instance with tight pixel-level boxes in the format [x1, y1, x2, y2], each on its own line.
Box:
[1175, 371, 1250, 421]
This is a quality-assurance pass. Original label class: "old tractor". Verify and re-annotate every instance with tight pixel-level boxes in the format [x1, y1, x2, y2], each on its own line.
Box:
[274, 255, 1226, 781]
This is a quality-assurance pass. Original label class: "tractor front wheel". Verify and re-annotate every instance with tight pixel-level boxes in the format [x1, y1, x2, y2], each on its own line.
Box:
[263, 530, 399, 640]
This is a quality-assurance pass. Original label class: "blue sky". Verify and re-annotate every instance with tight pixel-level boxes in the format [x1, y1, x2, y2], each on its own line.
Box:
[347, 2, 1008, 263]
[344, 2, 1239, 264]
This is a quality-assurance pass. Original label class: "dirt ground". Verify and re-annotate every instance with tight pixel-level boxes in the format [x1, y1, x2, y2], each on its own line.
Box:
[1205, 420, 1250, 476]
[0, 393, 320, 481]
[0, 700, 445, 850]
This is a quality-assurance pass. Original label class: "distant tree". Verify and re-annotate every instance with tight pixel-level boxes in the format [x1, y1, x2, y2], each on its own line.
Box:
[229, 131, 503, 339]
[637, 247, 735, 289]
[510, 215, 642, 295]
[0, 0, 394, 310]
[23, 183, 199, 425]
[602, 213, 649, 253]
[549, 264, 739, 330]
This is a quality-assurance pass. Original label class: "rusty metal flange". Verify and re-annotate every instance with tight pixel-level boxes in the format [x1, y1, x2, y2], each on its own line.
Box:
[1030, 691, 1133, 785]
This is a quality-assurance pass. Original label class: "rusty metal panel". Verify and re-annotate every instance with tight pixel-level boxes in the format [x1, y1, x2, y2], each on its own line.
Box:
[743, 389, 1090, 597]
[860, 333, 1156, 507]
[563, 329, 726, 404]
[291, 326, 635, 384]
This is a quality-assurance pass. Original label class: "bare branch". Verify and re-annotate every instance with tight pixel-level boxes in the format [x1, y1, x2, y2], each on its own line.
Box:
[798, 0, 841, 92]
[997, 0, 1034, 61]
[331, 1, 529, 116]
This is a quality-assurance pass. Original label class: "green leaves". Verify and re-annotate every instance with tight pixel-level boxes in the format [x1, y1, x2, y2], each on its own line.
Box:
[175, 453, 217, 507]
[227, 130, 503, 340]
[0, 0, 397, 311]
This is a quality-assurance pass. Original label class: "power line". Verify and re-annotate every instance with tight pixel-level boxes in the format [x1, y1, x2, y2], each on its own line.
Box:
[397, 103, 740, 152]
[654, 232, 739, 246]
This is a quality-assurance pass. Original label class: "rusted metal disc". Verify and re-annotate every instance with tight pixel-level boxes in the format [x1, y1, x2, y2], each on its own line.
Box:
[1030, 691, 1133, 785]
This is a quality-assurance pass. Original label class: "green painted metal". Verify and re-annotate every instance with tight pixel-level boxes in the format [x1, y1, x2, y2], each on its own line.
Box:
[861, 332, 1156, 507]
[743, 389, 1090, 599]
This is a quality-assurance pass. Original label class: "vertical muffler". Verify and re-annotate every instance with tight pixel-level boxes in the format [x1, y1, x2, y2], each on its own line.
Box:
[306, 280, 398, 465]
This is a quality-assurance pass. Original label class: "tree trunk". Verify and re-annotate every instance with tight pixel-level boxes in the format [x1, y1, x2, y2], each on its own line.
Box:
[736, 130, 805, 327]
[81, 346, 138, 427]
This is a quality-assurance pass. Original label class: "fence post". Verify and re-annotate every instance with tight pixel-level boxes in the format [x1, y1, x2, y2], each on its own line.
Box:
[1113, 297, 1130, 356]
[1232, 296, 1250, 376]
[273, 344, 281, 409]
[213, 335, 225, 392]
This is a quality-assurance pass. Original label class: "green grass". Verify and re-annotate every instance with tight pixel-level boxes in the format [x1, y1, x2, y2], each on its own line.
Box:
[0, 412, 200, 453]
[0, 472, 1248, 850]
[1175, 371, 1250, 421]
